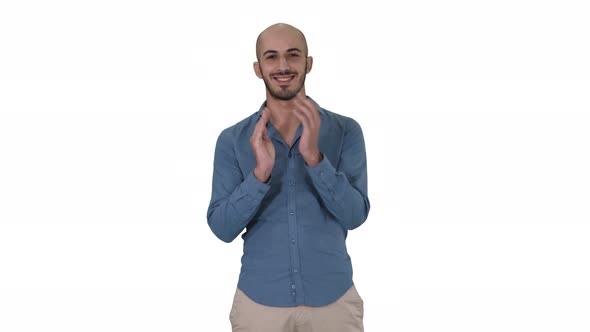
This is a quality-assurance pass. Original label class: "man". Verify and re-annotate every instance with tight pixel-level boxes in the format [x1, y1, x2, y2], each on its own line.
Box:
[207, 23, 370, 331]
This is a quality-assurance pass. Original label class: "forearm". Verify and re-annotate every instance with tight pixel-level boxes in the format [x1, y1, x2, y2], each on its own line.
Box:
[207, 172, 269, 242]
[306, 157, 370, 230]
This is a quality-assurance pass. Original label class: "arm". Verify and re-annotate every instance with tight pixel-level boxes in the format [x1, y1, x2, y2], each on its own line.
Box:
[306, 118, 370, 230]
[206, 130, 270, 243]
[292, 93, 369, 230]
[207, 109, 275, 242]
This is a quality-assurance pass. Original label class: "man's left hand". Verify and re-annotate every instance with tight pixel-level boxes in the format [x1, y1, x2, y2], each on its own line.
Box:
[293, 91, 322, 166]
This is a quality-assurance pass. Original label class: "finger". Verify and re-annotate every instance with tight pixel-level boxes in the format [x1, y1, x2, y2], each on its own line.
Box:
[262, 127, 270, 142]
[293, 99, 318, 130]
[253, 107, 270, 137]
[293, 105, 311, 129]
[295, 89, 307, 100]
[261, 107, 271, 123]
[294, 96, 319, 118]
[300, 98, 320, 123]
[295, 92, 316, 109]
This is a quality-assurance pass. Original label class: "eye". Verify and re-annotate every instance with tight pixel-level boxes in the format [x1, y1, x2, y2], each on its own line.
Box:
[266, 55, 276, 60]
[289, 53, 300, 57]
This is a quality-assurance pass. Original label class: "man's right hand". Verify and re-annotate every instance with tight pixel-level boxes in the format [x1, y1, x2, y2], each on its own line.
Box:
[250, 107, 275, 183]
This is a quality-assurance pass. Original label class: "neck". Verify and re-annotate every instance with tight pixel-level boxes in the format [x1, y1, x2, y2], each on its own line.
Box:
[265, 88, 307, 126]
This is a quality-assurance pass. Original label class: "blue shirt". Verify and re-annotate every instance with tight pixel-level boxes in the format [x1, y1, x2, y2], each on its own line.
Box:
[207, 98, 370, 307]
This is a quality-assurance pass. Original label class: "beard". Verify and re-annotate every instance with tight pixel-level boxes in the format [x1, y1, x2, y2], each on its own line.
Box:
[261, 65, 308, 101]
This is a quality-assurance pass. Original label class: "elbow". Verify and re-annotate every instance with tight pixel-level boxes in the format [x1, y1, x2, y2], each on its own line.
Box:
[344, 199, 370, 230]
[216, 232, 236, 243]
[345, 214, 368, 230]
[209, 222, 238, 243]
[207, 210, 239, 243]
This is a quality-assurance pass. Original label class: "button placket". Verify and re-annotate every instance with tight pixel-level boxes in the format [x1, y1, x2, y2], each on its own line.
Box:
[286, 147, 303, 304]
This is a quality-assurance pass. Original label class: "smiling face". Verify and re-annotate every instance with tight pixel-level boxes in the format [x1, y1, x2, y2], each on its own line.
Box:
[254, 24, 313, 101]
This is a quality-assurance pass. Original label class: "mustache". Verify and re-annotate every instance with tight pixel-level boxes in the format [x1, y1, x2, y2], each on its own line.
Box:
[271, 70, 297, 76]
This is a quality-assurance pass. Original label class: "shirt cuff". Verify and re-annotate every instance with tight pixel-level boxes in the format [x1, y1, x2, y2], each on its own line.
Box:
[305, 155, 337, 191]
[242, 171, 271, 200]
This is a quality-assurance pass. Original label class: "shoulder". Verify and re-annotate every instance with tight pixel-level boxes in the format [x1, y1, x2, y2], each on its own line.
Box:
[321, 107, 363, 134]
[217, 112, 258, 142]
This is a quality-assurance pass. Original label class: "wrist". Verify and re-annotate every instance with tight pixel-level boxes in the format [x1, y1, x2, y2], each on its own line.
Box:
[305, 152, 323, 167]
[253, 167, 271, 183]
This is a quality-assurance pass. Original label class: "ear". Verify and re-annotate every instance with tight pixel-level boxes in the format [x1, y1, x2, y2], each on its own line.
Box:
[253, 62, 263, 79]
[306, 56, 313, 73]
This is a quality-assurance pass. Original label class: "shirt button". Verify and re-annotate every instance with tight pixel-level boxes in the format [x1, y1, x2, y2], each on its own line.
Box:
[291, 285, 296, 289]
[319, 171, 324, 176]
[291, 239, 295, 244]
[293, 268, 298, 273]
[292, 292, 296, 297]
[289, 210, 294, 215]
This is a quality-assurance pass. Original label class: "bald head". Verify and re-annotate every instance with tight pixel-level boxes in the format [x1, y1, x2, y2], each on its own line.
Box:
[256, 23, 308, 61]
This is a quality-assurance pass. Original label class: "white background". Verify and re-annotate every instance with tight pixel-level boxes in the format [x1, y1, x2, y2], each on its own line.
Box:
[1, 0, 589, 331]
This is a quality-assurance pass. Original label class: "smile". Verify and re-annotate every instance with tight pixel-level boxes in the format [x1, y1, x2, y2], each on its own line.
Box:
[272, 75, 295, 85]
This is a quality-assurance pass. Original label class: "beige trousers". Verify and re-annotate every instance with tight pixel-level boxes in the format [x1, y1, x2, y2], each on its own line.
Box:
[229, 285, 364, 332]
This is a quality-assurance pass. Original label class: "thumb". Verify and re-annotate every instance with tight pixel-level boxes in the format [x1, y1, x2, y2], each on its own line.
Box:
[262, 127, 270, 141]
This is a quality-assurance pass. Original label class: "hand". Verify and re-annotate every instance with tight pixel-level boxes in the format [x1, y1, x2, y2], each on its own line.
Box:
[293, 92, 322, 166]
[250, 107, 275, 182]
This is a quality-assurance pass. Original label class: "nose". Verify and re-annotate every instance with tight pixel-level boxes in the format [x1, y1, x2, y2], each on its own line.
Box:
[278, 55, 289, 71]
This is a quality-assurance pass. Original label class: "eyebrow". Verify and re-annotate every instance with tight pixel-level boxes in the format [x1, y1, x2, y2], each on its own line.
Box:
[262, 48, 303, 57]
